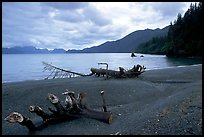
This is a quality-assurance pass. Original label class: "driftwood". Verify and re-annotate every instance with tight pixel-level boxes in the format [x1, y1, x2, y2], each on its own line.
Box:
[42, 62, 146, 80]
[4, 112, 38, 131]
[42, 61, 93, 79]
[91, 64, 146, 78]
[101, 90, 107, 112]
[5, 90, 112, 132]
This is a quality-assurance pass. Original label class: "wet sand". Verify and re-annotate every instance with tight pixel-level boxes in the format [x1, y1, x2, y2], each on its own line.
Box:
[2, 64, 202, 135]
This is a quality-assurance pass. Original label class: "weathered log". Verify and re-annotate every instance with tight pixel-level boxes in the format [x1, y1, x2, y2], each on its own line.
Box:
[62, 91, 73, 110]
[43, 61, 145, 80]
[5, 90, 113, 132]
[90, 68, 107, 77]
[45, 92, 112, 124]
[29, 106, 51, 121]
[91, 64, 145, 78]
[100, 90, 107, 112]
[47, 93, 66, 115]
[125, 65, 146, 77]
[78, 92, 89, 109]
[4, 111, 67, 132]
[29, 105, 112, 125]
[4, 112, 38, 131]
[91, 67, 125, 78]
[67, 108, 113, 124]
[29, 105, 77, 125]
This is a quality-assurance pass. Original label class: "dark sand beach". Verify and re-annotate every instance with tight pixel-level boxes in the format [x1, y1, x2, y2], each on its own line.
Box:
[2, 64, 202, 135]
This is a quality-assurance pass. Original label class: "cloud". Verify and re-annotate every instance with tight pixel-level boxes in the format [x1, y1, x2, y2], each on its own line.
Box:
[2, 2, 192, 50]
[42, 2, 88, 10]
[82, 5, 112, 26]
[2, 2, 49, 47]
[54, 10, 84, 23]
[149, 2, 188, 17]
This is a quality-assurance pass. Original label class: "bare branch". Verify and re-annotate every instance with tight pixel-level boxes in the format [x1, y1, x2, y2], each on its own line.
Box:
[42, 61, 93, 80]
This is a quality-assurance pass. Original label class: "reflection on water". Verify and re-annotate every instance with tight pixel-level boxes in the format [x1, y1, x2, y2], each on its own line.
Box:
[166, 57, 202, 66]
[2, 53, 202, 83]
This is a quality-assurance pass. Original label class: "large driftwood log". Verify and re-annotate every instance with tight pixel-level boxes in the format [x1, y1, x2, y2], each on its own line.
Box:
[42, 62, 145, 79]
[46, 92, 112, 124]
[5, 90, 112, 132]
[68, 108, 112, 124]
[91, 64, 146, 78]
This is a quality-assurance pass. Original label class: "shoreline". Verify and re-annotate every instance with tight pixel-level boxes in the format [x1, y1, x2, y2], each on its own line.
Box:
[145, 63, 202, 71]
[2, 64, 202, 84]
[2, 64, 202, 135]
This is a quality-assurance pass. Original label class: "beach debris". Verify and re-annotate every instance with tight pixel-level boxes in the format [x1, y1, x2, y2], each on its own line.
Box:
[29, 105, 51, 121]
[101, 90, 107, 112]
[90, 64, 146, 78]
[5, 112, 37, 131]
[110, 131, 122, 135]
[5, 90, 113, 132]
[42, 61, 146, 80]
[42, 61, 93, 79]
[5, 112, 24, 123]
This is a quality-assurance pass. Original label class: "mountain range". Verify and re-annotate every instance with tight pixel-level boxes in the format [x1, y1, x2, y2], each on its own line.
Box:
[2, 46, 66, 54]
[2, 26, 169, 54]
[68, 25, 169, 53]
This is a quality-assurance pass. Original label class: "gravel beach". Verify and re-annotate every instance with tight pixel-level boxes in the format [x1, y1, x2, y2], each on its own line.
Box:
[2, 64, 202, 135]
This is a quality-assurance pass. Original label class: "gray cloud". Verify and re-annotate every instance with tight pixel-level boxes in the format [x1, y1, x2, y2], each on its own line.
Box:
[68, 22, 127, 47]
[2, 2, 191, 50]
[54, 10, 84, 23]
[150, 2, 187, 17]
[82, 5, 112, 26]
[50, 3, 112, 26]
[140, 2, 189, 22]
[42, 2, 89, 10]
[130, 2, 191, 30]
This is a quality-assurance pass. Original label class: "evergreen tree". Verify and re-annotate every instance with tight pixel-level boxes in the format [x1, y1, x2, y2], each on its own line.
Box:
[135, 2, 202, 57]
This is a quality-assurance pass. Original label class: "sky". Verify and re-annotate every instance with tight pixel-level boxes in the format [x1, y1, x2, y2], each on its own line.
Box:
[2, 2, 195, 50]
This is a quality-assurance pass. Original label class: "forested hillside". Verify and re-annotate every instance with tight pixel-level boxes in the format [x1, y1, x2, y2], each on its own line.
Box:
[135, 2, 202, 57]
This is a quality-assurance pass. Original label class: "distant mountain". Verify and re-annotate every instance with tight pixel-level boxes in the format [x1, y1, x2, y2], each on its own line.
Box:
[2, 46, 66, 54]
[67, 26, 169, 53]
[3, 26, 169, 54]
[66, 49, 82, 53]
[51, 48, 66, 53]
[2, 46, 42, 54]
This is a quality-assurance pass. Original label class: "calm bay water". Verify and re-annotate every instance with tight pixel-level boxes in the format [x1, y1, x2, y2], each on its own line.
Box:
[2, 53, 202, 83]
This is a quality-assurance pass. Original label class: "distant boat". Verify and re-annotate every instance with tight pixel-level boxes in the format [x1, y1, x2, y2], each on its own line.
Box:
[140, 55, 144, 57]
[131, 53, 136, 57]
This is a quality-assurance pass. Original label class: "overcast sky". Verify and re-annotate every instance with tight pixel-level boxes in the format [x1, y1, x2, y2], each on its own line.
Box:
[2, 2, 194, 50]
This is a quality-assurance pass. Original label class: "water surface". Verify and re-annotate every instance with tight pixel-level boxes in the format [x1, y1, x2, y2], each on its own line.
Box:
[2, 53, 202, 83]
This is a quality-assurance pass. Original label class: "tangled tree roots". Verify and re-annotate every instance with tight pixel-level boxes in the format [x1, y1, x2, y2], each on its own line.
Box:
[5, 90, 112, 132]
